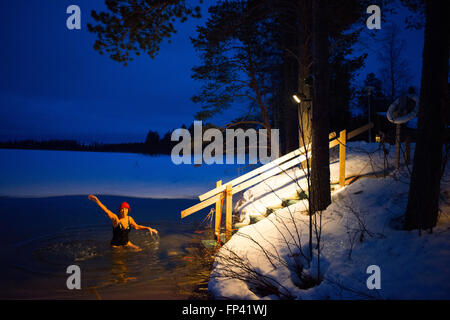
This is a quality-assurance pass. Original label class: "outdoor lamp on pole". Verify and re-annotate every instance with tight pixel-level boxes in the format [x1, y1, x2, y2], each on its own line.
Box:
[292, 92, 311, 149]
[292, 93, 302, 104]
[292, 92, 309, 105]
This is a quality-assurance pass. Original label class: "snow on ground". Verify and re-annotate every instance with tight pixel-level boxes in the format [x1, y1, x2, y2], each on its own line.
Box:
[209, 141, 450, 299]
[234, 142, 390, 220]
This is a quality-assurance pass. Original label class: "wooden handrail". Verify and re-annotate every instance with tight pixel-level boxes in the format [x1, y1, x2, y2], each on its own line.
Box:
[231, 153, 308, 195]
[181, 193, 221, 218]
[348, 123, 374, 140]
[230, 127, 359, 195]
[181, 123, 374, 243]
[198, 148, 304, 202]
[198, 132, 337, 202]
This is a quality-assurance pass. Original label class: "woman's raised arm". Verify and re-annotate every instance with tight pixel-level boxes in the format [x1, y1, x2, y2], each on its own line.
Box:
[88, 194, 118, 223]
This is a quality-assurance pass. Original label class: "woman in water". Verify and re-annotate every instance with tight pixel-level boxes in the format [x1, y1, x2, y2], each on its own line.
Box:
[88, 194, 158, 250]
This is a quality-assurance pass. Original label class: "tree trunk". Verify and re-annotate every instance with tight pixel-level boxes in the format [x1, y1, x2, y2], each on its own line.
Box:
[282, 53, 299, 153]
[310, 0, 331, 212]
[403, 0, 449, 231]
[297, 0, 312, 149]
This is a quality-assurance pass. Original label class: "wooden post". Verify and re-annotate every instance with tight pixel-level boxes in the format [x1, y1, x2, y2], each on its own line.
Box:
[339, 129, 346, 187]
[214, 180, 222, 241]
[226, 184, 233, 241]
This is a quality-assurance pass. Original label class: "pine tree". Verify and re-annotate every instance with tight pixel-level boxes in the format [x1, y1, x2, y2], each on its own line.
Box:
[145, 130, 160, 154]
[87, 0, 201, 66]
[190, 0, 280, 135]
[403, 0, 449, 231]
[309, 0, 331, 212]
[270, 0, 369, 153]
[377, 22, 412, 103]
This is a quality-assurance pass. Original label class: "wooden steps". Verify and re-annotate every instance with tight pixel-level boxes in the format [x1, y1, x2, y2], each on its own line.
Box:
[181, 123, 375, 244]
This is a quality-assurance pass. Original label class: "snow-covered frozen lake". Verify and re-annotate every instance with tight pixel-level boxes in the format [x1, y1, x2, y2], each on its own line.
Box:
[0, 149, 245, 198]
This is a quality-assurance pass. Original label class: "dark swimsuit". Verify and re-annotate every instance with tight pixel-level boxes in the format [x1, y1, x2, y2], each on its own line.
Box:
[111, 217, 131, 246]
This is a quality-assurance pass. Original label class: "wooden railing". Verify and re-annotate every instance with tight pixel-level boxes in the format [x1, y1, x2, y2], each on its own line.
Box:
[181, 123, 374, 242]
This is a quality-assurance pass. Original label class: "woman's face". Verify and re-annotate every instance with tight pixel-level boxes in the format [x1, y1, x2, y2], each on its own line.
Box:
[119, 208, 129, 216]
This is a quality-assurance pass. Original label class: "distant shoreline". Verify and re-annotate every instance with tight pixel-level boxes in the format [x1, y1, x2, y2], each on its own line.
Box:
[0, 139, 170, 155]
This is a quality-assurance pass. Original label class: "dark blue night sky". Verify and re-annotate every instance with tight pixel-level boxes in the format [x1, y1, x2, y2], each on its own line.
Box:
[0, 0, 423, 144]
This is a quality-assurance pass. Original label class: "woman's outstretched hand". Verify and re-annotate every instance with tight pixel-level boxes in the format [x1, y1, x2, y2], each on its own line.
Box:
[148, 227, 158, 236]
[88, 194, 99, 203]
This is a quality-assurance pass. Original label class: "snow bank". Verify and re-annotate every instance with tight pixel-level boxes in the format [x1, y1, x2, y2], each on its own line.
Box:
[234, 142, 390, 220]
[210, 141, 450, 299]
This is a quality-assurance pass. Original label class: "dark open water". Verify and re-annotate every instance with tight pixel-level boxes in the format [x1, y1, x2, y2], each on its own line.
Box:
[0, 195, 216, 299]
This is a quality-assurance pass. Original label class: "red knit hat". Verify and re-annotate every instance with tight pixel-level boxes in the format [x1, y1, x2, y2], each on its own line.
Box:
[119, 202, 130, 212]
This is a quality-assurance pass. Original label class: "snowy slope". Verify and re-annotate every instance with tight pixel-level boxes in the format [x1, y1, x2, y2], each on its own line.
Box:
[209, 142, 450, 299]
